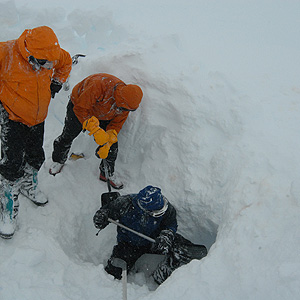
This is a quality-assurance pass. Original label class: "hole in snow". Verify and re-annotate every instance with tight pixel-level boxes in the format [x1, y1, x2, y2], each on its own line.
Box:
[56, 206, 217, 268]
[56, 207, 215, 291]
[54, 71, 241, 286]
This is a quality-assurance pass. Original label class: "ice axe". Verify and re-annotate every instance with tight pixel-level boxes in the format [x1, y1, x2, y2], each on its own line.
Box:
[63, 54, 86, 91]
[72, 53, 86, 65]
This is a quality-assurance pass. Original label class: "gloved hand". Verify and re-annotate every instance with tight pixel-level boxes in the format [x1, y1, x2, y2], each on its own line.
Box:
[82, 116, 109, 146]
[107, 129, 118, 144]
[96, 129, 118, 159]
[50, 79, 63, 98]
[152, 229, 175, 255]
[82, 116, 99, 134]
[93, 208, 110, 230]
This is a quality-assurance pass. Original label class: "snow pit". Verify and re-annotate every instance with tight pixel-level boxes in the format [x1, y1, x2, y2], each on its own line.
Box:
[3, 1, 299, 299]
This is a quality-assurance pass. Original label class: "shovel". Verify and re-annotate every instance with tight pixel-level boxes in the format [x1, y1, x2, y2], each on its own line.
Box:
[101, 159, 120, 206]
[99, 160, 155, 242]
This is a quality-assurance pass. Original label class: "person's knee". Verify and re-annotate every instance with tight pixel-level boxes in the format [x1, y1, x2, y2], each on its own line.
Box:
[104, 259, 122, 280]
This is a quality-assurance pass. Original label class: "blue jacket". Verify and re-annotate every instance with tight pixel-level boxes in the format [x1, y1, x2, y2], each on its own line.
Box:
[103, 194, 178, 247]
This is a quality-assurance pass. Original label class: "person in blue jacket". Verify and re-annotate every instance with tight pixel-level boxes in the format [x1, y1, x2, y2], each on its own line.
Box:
[93, 185, 207, 284]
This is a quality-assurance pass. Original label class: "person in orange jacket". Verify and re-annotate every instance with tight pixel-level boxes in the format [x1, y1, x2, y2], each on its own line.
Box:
[49, 73, 143, 189]
[0, 26, 72, 239]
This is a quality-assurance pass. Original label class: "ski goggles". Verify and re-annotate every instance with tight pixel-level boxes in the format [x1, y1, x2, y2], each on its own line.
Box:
[138, 197, 169, 218]
[117, 106, 136, 112]
[113, 102, 136, 113]
[37, 59, 54, 70]
[28, 56, 54, 71]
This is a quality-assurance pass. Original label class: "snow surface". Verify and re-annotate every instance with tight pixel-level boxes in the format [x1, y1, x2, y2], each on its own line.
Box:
[1, 0, 300, 299]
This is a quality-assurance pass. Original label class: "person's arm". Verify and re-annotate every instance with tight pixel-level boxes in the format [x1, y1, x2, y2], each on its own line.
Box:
[152, 203, 178, 254]
[93, 195, 133, 230]
[160, 203, 178, 233]
[52, 48, 72, 83]
[50, 49, 72, 98]
[106, 111, 129, 134]
[72, 79, 105, 125]
[107, 195, 133, 220]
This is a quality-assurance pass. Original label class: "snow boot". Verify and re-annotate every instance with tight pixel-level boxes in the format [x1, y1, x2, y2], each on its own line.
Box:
[99, 172, 124, 190]
[152, 235, 208, 284]
[0, 177, 20, 239]
[151, 244, 184, 285]
[20, 164, 48, 206]
[49, 162, 64, 176]
[151, 255, 176, 285]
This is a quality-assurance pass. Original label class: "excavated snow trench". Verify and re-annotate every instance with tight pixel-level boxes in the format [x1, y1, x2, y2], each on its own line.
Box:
[56, 73, 241, 288]
[57, 204, 217, 287]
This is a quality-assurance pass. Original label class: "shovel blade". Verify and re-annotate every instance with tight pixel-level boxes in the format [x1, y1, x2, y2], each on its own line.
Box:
[69, 153, 85, 161]
[101, 191, 120, 207]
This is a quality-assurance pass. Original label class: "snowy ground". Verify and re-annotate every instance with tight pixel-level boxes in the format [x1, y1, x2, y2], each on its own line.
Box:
[0, 0, 300, 299]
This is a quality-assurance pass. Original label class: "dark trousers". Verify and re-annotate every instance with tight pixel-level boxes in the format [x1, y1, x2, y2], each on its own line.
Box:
[105, 242, 152, 280]
[52, 100, 118, 175]
[104, 234, 207, 283]
[0, 103, 45, 182]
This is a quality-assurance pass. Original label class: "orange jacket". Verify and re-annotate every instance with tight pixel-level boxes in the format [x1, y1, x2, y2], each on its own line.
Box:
[0, 26, 72, 126]
[71, 73, 131, 134]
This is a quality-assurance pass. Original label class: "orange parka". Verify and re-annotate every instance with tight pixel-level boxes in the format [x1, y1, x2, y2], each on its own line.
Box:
[71, 73, 131, 134]
[0, 26, 72, 127]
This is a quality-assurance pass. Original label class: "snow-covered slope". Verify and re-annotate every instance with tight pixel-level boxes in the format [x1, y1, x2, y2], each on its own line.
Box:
[0, 1, 300, 299]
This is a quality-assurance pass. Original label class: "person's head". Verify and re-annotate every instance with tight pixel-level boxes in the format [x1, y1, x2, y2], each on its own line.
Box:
[114, 84, 143, 111]
[136, 186, 168, 217]
[17, 26, 61, 70]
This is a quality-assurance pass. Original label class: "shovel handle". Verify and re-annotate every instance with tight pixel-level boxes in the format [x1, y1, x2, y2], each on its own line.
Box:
[111, 258, 127, 300]
[103, 159, 111, 192]
[108, 218, 155, 243]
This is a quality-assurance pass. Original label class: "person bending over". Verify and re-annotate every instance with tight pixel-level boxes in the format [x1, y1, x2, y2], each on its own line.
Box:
[49, 73, 143, 190]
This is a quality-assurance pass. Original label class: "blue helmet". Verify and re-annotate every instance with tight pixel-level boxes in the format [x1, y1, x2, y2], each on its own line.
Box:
[137, 186, 168, 217]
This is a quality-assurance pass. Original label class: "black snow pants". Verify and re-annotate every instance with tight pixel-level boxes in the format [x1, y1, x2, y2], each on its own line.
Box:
[104, 234, 207, 284]
[52, 100, 118, 175]
[0, 102, 45, 182]
[105, 242, 152, 280]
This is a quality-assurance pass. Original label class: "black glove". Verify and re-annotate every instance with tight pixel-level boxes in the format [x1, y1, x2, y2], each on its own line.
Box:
[93, 208, 109, 230]
[152, 229, 175, 255]
[50, 80, 63, 98]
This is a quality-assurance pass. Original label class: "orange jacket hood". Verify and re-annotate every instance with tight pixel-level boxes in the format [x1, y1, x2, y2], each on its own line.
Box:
[114, 84, 143, 110]
[17, 26, 61, 61]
